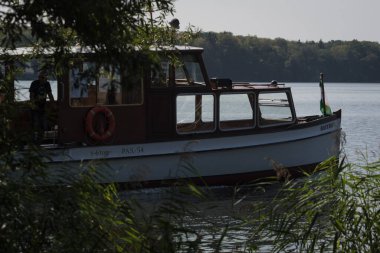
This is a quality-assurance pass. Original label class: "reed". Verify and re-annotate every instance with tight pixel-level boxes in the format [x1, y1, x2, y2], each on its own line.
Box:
[243, 156, 380, 252]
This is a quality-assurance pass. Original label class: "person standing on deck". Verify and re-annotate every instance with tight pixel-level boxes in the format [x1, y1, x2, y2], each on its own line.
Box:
[29, 72, 54, 142]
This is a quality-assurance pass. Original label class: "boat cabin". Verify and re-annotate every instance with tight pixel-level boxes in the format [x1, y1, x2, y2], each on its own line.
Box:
[1, 46, 297, 147]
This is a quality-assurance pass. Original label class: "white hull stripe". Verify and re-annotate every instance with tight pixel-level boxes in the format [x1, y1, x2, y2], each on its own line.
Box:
[49, 118, 341, 162]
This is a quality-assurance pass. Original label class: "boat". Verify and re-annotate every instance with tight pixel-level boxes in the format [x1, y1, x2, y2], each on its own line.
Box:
[1, 46, 341, 186]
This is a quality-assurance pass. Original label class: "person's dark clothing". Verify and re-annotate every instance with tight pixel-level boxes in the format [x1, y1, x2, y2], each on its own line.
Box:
[29, 80, 52, 142]
[29, 80, 52, 110]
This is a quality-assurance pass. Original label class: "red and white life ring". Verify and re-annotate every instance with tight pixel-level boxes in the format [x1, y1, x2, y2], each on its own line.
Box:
[85, 106, 116, 141]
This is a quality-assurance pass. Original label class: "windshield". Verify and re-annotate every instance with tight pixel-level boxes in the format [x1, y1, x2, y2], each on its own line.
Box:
[175, 54, 205, 86]
[151, 53, 206, 87]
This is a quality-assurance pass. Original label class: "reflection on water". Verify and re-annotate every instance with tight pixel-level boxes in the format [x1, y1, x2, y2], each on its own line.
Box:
[121, 183, 283, 252]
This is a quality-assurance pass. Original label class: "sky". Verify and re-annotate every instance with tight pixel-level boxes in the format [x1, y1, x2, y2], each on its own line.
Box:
[172, 0, 380, 43]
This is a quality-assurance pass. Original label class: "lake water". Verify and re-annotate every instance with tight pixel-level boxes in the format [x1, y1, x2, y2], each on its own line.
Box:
[124, 82, 380, 252]
[288, 82, 380, 163]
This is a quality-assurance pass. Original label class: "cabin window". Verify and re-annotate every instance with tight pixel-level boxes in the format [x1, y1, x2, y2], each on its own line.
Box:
[70, 62, 96, 105]
[13, 60, 57, 102]
[219, 93, 255, 130]
[69, 63, 143, 107]
[176, 93, 215, 134]
[97, 65, 122, 105]
[150, 54, 205, 88]
[258, 91, 295, 127]
[175, 55, 205, 86]
[151, 60, 170, 88]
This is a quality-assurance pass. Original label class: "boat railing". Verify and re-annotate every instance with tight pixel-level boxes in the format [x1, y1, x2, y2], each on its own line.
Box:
[232, 82, 285, 87]
[43, 126, 58, 145]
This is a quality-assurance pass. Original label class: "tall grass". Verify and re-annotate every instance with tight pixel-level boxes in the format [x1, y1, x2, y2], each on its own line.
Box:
[243, 156, 380, 252]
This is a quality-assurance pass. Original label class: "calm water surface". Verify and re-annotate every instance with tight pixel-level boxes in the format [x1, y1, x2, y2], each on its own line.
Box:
[289, 82, 380, 163]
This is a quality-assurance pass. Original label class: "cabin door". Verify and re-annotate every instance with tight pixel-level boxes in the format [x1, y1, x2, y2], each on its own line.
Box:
[147, 91, 174, 139]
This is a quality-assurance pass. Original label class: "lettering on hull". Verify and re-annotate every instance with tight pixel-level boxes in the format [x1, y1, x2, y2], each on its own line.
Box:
[88, 146, 144, 159]
[320, 123, 334, 131]
[122, 146, 144, 155]
[90, 150, 111, 158]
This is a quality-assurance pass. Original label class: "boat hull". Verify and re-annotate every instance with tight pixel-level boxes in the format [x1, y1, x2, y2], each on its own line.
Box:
[47, 115, 341, 186]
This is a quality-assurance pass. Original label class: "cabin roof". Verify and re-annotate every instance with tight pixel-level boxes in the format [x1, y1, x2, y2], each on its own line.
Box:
[1, 45, 204, 56]
[231, 83, 286, 90]
[152, 45, 204, 52]
[1, 46, 93, 56]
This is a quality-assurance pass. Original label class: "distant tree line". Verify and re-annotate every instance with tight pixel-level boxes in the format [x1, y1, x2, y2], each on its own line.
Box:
[191, 32, 380, 82]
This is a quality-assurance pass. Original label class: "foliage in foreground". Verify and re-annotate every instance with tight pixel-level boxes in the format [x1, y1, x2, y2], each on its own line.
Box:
[0, 152, 217, 253]
[0, 160, 140, 252]
[1, 131, 380, 253]
[244, 157, 380, 252]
